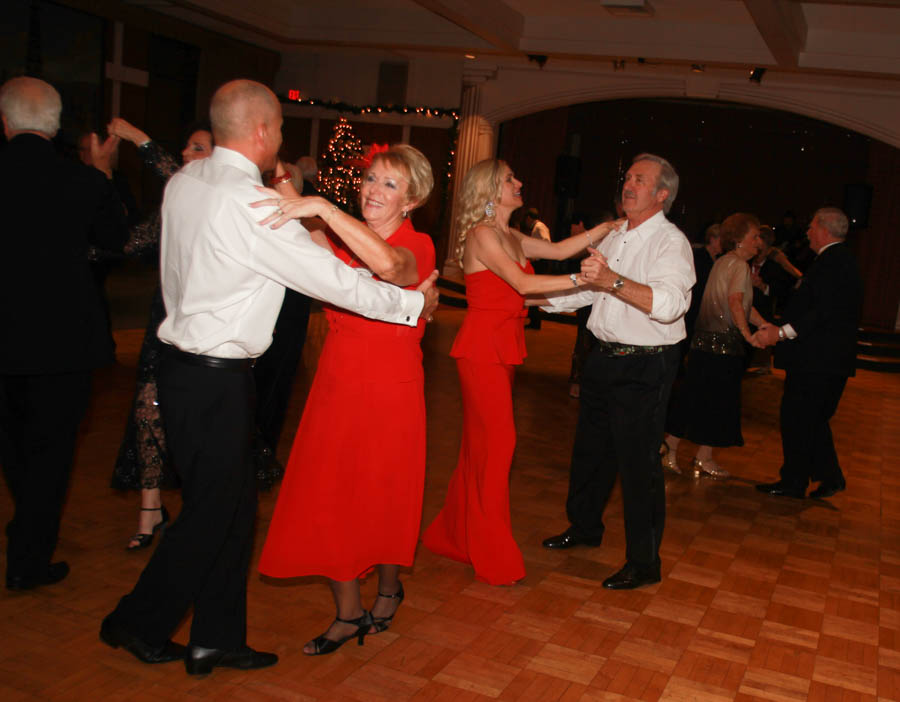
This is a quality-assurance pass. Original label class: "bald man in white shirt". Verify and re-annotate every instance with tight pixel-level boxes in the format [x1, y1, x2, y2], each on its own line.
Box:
[541, 154, 694, 590]
[102, 80, 438, 675]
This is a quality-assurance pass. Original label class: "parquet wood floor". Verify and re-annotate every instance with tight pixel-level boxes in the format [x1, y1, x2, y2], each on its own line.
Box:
[2, 306, 899, 701]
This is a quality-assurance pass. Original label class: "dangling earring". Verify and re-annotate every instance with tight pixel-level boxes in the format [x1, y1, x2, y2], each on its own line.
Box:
[484, 201, 495, 218]
[402, 209, 408, 218]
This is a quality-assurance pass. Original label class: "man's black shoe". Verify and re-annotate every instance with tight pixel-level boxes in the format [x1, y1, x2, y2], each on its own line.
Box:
[809, 476, 846, 499]
[602, 563, 661, 590]
[100, 614, 185, 664]
[6, 561, 69, 591]
[185, 644, 278, 676]
[542, 528, 602, 550]
[755, 481, 806, 499]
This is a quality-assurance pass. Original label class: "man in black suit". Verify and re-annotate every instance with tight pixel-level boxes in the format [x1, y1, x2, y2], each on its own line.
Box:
[0, 77, 126, 590]
[754, 207, 862, 499]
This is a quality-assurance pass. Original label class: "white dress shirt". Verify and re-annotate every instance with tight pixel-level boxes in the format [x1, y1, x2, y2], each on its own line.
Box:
[542, 210, 695, 346]
[157, 147, 423, 358]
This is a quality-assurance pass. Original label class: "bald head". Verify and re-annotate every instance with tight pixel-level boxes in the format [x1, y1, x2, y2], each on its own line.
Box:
[0, 77, 62, 139]
[210, 80, 280, 143]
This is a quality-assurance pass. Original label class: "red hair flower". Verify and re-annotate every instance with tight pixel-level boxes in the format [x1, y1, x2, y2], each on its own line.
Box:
[347, 143, 389, 169]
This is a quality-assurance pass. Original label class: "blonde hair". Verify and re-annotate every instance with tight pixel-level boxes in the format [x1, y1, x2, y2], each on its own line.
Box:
[455, 158, 506, 260]
[366, 144, 434, 211]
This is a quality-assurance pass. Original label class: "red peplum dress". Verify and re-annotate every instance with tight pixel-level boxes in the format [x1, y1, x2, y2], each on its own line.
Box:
[422, 262, 533, 585]
[259, 220, 435, 581]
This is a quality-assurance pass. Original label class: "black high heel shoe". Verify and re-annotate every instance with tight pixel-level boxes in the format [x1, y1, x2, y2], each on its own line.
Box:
[305, 610, 373, 656]
[371, 582, 405, 633]
[126, 506, 169, 551]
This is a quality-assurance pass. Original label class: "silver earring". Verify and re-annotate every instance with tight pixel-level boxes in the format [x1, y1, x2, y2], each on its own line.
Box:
[485, 201, 495, 218]
[402, 209, 408, 218]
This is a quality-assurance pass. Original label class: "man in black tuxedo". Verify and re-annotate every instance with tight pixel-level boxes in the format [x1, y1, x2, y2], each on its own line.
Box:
[0, 77, 126, 590]
[754, 207, 862, 499]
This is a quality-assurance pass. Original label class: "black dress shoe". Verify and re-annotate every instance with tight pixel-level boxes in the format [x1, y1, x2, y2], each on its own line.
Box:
[809, 477, 846, 499]
[100, 614, 185, 664]
[602, 563, 661, 590]
[542, 528, 602, 550]
[185, 644, 278, 675]
[755, 481, 806, 499]
[6, 561, 69, 591]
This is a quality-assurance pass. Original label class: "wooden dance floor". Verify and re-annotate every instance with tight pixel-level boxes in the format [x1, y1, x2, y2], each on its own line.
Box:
[2, 304, 899, 701]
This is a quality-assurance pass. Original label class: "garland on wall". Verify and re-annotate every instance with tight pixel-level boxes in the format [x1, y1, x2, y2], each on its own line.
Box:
[280, 93, 460, 235]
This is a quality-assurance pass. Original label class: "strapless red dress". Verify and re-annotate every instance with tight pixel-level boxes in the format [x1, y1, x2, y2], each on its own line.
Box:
[422, 262, 532, 585]
[259, 220, 435, 581]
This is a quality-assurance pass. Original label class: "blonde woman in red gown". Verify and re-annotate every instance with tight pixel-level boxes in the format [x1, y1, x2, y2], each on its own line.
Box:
[423, 159, 619, 585]
[254, 145, 436, 654]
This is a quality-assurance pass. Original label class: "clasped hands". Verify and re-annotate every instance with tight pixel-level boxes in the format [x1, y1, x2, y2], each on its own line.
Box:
[750, 323, 780, 348]
[579, 248, 618, 291]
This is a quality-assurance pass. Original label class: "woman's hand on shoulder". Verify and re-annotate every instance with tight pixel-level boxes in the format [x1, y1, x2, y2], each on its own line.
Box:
[250, 187, 330, 229]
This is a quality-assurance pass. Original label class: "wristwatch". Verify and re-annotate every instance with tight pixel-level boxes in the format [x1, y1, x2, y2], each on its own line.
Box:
[777, 326, 785, 341]
[612, 277, 625, 292]
[569, 273, 579, 287]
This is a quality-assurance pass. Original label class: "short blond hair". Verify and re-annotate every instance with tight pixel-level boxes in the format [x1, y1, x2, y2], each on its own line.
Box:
[367, 144, 434, 210]
[455, 158, 506, 260]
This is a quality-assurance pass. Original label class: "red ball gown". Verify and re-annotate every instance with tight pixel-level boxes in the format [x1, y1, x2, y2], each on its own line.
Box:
[422, 262, 532, 585]
[259, 220, 435, 581]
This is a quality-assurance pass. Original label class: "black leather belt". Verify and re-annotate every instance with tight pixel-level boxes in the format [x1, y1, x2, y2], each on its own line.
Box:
[596, 340, 666, 356]
[167, 346, 253, 371]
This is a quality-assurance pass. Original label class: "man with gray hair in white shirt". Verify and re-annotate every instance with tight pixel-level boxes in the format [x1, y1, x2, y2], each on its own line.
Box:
[101, 79, 438, 675]
[541, 153, 694, 591]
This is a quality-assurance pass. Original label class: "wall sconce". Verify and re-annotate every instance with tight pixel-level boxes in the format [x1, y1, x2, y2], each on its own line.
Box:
[749, 67, 766, 84]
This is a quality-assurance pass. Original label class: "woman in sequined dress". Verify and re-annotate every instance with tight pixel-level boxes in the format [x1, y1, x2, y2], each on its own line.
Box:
[662, 213, 766, 478]
[106, 118, 213, 549]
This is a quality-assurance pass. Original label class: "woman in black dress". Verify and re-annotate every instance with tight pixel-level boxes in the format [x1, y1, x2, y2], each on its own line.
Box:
[662, 213, 766, 478]
[106, 118, 213, 549]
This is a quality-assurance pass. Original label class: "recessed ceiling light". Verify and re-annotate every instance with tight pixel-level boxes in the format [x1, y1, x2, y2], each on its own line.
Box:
[464, 54, 476, 59]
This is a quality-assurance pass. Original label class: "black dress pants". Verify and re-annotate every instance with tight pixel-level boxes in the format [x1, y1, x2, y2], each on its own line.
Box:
[779, 370, 847, 490]
[0, 372, 91, 578]
[110, 351, 256, 650]
[565, 345, 680, 573]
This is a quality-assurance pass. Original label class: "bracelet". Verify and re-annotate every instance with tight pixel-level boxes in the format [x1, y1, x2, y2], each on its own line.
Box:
[269, 172, 293, 186]
[585, 232, 593, 246]
[777, 326, 785, 340]
[569, 273, 579, 287]
[324, 203, 339, 222]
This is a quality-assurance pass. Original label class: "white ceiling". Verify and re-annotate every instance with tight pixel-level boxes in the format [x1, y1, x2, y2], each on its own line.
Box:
[125, 0, 900, 79]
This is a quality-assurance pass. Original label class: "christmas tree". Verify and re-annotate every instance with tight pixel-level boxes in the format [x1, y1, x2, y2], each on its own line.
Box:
[318, 116, 364, 215]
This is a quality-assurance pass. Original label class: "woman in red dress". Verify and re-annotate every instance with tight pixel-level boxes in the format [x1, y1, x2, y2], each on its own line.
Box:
[423, 159, 619, 585]
[255, 145, 436, 654]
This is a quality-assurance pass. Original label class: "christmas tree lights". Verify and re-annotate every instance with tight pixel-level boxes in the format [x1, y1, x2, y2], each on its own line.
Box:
[317, 117, 364, 215]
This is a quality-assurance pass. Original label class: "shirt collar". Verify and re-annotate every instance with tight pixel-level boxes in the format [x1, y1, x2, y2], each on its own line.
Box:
[816, 240, 842, 256]
[209, 146, 262, 183]
[622, 209, 666, 239]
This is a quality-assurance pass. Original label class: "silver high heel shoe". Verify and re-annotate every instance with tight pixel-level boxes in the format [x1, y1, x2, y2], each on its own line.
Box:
[660, 441, 681, 474]
[692, 457, 730, 478]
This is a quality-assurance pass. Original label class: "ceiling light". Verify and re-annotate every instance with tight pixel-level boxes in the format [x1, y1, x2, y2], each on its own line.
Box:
[600, 0, 654, 17]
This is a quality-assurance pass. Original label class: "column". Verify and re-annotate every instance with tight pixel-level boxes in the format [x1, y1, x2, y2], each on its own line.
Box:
[442, 77, 496, 277]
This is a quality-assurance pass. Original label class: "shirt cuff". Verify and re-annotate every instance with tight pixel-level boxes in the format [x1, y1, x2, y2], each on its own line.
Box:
[781, 323, 797, 339]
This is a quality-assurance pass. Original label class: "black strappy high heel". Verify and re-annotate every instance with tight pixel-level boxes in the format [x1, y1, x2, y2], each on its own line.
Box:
[126, 505, 169, 551]
[305, 610, 373, 656]
[371, 583, 405, 633]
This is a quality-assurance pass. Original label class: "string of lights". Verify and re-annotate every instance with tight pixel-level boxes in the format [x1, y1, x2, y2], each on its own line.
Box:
[282, 93, 460, 234]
